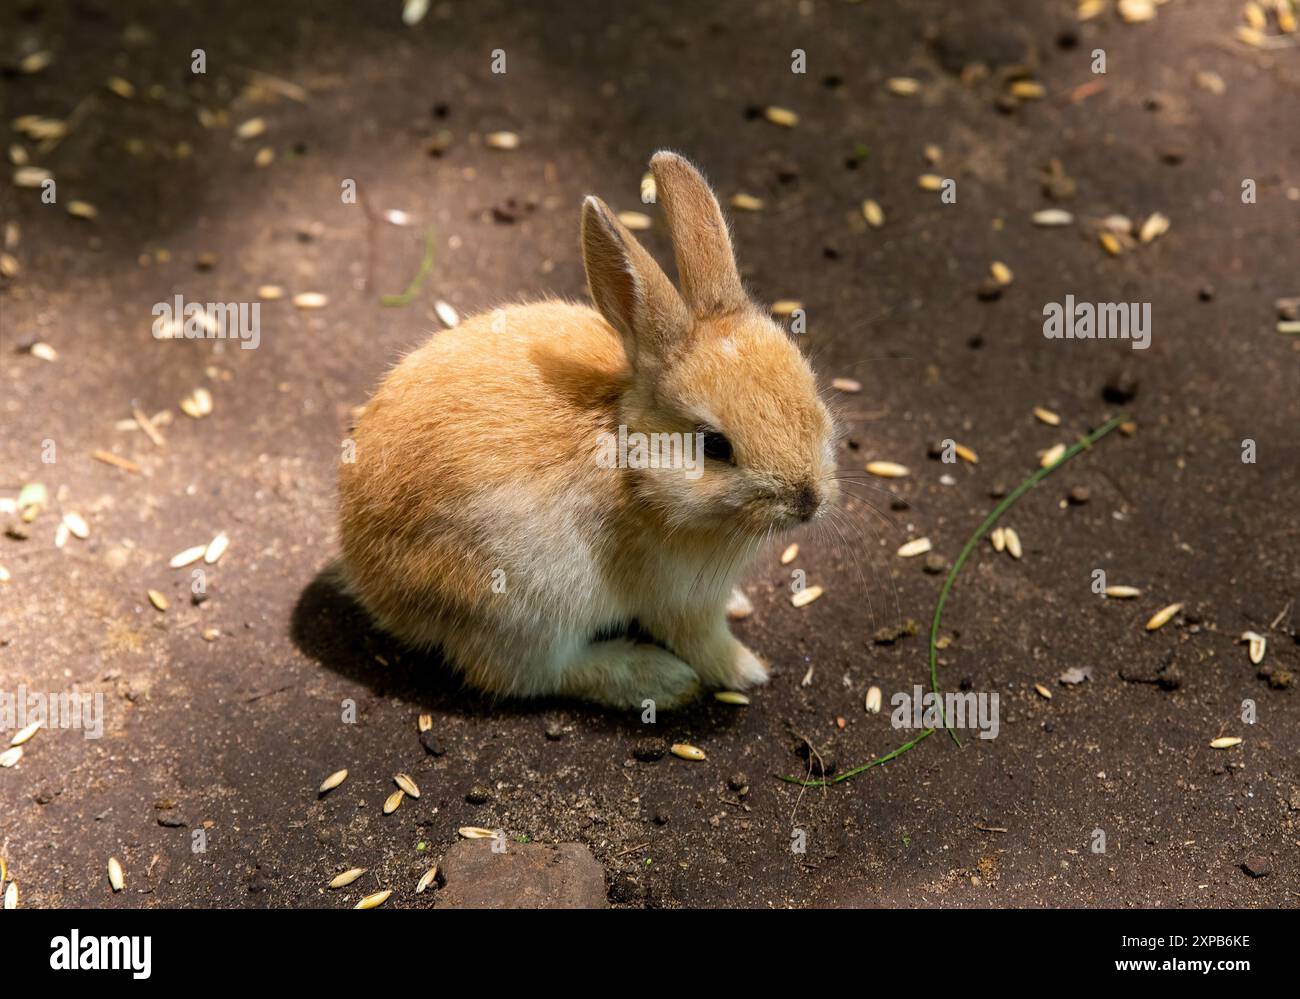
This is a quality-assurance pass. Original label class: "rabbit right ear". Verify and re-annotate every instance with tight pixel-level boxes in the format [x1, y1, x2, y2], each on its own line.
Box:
[581, 196, 690, 369]
[650, 151, 746, 317]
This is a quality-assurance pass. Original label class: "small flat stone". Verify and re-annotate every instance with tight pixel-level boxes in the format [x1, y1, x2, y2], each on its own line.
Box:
[419, 728, 445, 756]
[1241, 855, 1271, 878]
[435, 840, 608, 909]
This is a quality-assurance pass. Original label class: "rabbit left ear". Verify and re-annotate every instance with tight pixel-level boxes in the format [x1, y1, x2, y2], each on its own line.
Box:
[581, 195, 690, 368]
[650, 151, 747, 318]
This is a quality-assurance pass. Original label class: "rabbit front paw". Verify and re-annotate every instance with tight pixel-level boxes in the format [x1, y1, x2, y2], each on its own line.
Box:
[728, 641, 770, 689]
[688, 635, 769, 691]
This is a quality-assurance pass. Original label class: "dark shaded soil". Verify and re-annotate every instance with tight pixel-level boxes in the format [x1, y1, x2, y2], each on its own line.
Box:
[1, 0, 1297, 908]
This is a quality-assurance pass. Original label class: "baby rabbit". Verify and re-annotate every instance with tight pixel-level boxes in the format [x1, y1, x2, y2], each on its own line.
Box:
[337, 151, 838, 709]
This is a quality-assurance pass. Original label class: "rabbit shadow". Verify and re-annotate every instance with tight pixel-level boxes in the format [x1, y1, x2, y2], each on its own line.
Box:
[290, 566, 746, 738]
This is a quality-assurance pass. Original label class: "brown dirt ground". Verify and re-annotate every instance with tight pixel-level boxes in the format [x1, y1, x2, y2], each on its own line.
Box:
[1, 0, 1297, 908]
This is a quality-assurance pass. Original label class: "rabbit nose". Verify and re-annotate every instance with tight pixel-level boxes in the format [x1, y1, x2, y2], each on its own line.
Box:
[793, 483, 820, 522]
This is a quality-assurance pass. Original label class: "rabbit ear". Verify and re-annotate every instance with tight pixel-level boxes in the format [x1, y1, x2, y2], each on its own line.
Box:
[650, 151, 746, 317]
[581, 195, 690, 367]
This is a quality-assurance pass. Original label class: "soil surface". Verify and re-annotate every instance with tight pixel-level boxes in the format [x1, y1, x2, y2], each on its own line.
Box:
[1, 0, 1297, 908]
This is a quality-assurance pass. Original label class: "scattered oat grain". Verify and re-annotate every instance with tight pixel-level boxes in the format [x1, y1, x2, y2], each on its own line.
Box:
[1145, 602, 1183, 631]
[791, 584, 824, 608]
[897, 537, 932, 558]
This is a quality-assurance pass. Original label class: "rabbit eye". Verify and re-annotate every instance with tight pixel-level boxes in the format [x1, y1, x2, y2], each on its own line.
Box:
[699, 427, 735, 465]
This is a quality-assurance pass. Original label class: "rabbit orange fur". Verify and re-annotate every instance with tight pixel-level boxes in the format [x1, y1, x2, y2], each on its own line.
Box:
[337, 151, 838, 709]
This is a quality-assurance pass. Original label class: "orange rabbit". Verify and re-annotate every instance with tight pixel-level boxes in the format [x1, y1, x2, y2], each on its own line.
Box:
[338, 152, 838, 709]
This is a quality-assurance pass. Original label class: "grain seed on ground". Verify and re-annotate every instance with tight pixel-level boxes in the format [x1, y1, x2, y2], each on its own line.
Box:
[954, 443, 979, 464]
[764, 106, 799, 127]
[770, 299, 803, 316]
[147, 589, 169, 612]
[1034, 683, 1052, 699]
[434, 300, 460, 327]
[14, 166, 53, 188]
[1145, 602, 1183, 631]
[179, 387, 213, 418]
[1003, 527, 1022, 559]
[780, 543, 799, 564]
[329, 868, 366, 889]
[66, 200, 98, 221]
[319, 768, 348, 794]
[106, 76, 135, 99]
[169, 545, 207, 568]
[1033, 406, 1061, 426]
[1040, 443, 1066, 467]
[791, 584, 824, 608]
[831, 377, 862, 392]
[1139, 212, 1170, 244]
[671, 743, 706, 761]
[30, 342, 58, 362]
[1032, 209, 1073, 227]
[292, 291, 328, 310]
[394, 773, 420, 798]
[1118, 0, 1157, 23]
[990, 526, 1006, 552]
[866, 460, 909, 478]
[108, 857, 124, 892]
[887, 77, 920, 96]
[417, 713, 433, 733]
[865, 686, 882, 713]
[1209, 736, 1242, 750]
[3, 881, 15, 909]
[383, 789, 405, 814]
[485, 131, 520, 150]
[917, 173, 944, 191]
[1241, 631, 1266, 665]
[62, 512, 89, 539]
[204, 532, 229, 564]
[458, 826, 497, 838]
[10, 721, 41, 746]
[1104, 585, 1142, 599]
[0, 746, 22, 768]
[616, 210, 651, 230]
[862, 199, 884, 228]
[416, 867, 439, 893]
[235, 118, 266, 140]
[990, 261, 1013, 286]
[355, 889, 392, 909]
[729, 193, 764, 212]
[897, 537, 932, 558]
[714, 691, 750, 705]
